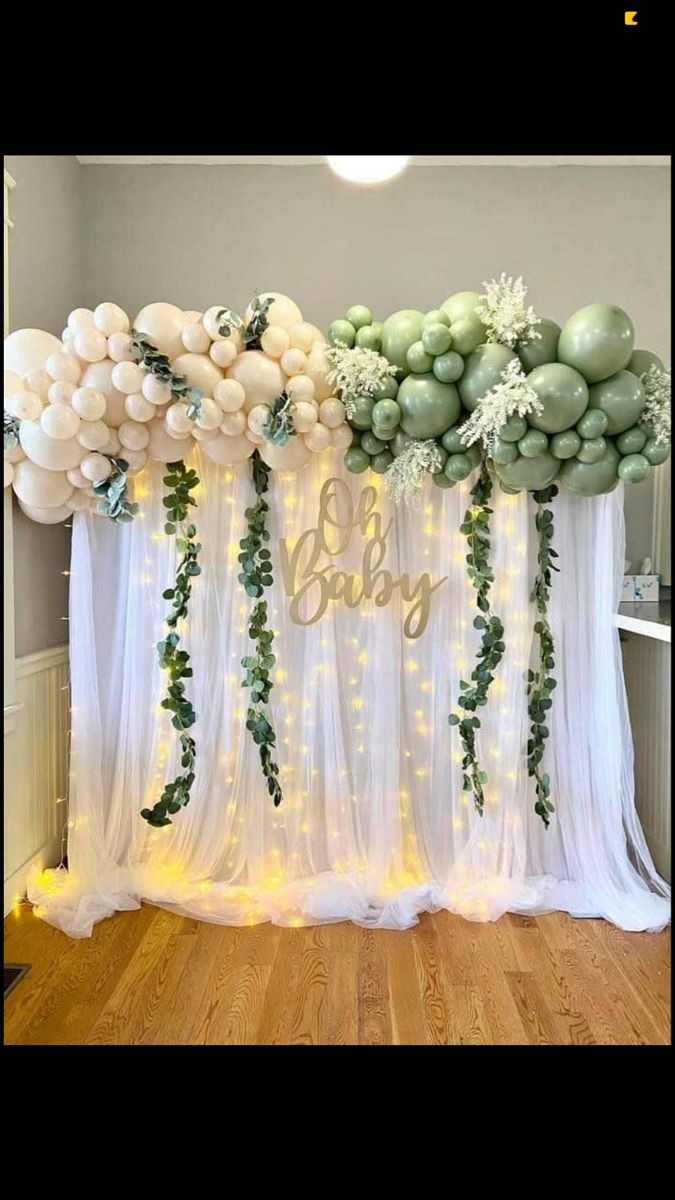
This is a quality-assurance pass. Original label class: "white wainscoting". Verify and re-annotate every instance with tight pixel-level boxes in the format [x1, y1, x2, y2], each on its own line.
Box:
[3, 644, 70, 914]
[621, 633, 672, 882]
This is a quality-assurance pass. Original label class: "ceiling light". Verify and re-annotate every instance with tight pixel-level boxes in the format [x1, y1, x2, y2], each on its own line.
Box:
[325, 156, 410, 184]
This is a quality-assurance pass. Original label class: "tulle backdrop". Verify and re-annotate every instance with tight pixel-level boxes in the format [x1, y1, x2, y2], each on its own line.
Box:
[29, 449, 670, 936]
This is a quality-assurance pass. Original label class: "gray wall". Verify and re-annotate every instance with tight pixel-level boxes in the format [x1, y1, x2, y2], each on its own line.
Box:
[6, 155, 82, 656]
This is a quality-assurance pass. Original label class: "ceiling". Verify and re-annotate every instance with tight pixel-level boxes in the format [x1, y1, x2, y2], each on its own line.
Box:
[76, 155, 670, 167]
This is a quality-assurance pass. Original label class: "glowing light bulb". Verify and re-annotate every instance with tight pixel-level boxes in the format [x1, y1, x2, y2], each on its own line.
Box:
[326, 155, 410, 184]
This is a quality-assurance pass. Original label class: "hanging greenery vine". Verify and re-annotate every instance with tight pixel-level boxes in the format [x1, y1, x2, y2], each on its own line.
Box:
[130, 330, 203, 419]
[141, 460, 201, 827]
[239, 450, 283, 807]
[92, 455, 138, 523]
[244, 295, 274, 349]
[448, 462, 506, 816]
[527, 484, 559, 828]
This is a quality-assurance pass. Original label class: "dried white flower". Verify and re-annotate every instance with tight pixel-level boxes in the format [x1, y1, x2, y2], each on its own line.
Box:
[640, 364, 671, 445]
[460, 358, 543, 450]
[384, 439, 442, 507]
[475, 273, 541, 348]
[325, 344, 398, 417]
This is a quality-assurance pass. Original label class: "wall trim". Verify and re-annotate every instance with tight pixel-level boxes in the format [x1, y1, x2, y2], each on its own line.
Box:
[4, 836, 62, 916]
[16, 643, 69, 679]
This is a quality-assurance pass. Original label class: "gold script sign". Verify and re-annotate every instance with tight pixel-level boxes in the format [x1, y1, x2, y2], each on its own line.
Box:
[278, 477, 447, 639]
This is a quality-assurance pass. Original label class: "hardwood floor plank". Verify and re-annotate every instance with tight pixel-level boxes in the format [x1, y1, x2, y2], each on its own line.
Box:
[505, 971, 564, 1045]
[285, 930, 330, 1045]
[411, 916, 460, 1045]
[255, 928, 306, 1045]
[357, 927, 393, 1045]
[383, 929, 426, 1045]
[319, 951, 358, 1044]
[509, 925, 597, 1045]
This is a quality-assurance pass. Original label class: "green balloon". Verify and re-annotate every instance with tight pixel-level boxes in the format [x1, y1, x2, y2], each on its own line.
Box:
[406, 341, 434, 374]
[576, 408, 609, 439]
[517, 318, 562, 372]
[465, 443, 482, 468]
[380, 309, 425, 377]
[550, 430, 582, 459]
[397, 373, 461, 438]
[441, 426, 467, 454]
[499, 414, 528, 442]
[458, 344, 515, 412]
[440, 291, 484, 325]
[433, 471, 456, 489]
[627, 348, 664, 378]
[499, 482, 522, 495]
[616, 426, 647, 455]
[617, 453, 651, 484]
[587, 370, 646, 435]
[495, 452, 561, 492]
[344, 447, 370, 474]
[371, 423, 394, 443]
[361, 430, 387, 456]
[527, 363, 589, 433]
[346, 305, 372, 331]
[490, 437, 519, 465]
[371, 450, 394, 474]
[355, 325, 381, 351]
[433, 351, 464, 383]
[518, 429, 549, 458]
[424, 309, 451, 328]
[643, 438, 670, 466]
[450, 316, 486, 356]
[391, 430, 415, 457]
[557, 303, 635, 383]
[350, 394, 375, 430]
[558, 442, 620, 496]
[577, 437, 607, 464]
[372, 376, 398, 401]
[328, 319, 356, 348]
[422, 322, 452, 356]
[348, 430, 361, 448]
[430, 445, 449, 472]
[445, 453, 473, 482]
[372, 399, 401, 430]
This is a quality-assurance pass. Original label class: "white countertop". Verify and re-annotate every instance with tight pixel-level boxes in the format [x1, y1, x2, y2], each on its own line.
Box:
[614, 600, 671, 643]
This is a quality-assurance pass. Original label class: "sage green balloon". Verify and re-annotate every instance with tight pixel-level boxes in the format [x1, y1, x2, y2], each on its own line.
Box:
[430, 445, 449, 473]
[440, 290, 484, 325]
[445, 453, 473, 482]
[458, 344, 515, 412]
[372, 399, 401, 430]
[550, 430, 582, 460]
[361, 430, 387, 456]
[618, 453, 651, 484]
[518, 429, 549, 458]
[391, 430, 415, 457]
[616, 426, 647, 455]
[450, 316, 486, 356]
[371, 423, 394, 443]
[465, 443, 482, 468]
[371, 450, 394, 474]
[557, 303, 634, 383]
[441, 426, 467, 454]
[588, 370, 646, 435]
[577, 436, 607, 464]
[350, 394, 375, 430]
[433, 351, 464, 383]
[344, 447, 370, 474]
[422, 322, 452, 356]
[643, 438, 670, 466]
[346, 305, 372, 331]
[499, 482, 522, 495]
[517, 318, 562, 372]
[406, 341, 434, 374]
[433, 470, 456, 488]
[490, 437, 519, 465]
[424, 309, 451, 328]
[494, 452, 561, 492]
[372, 375, 398, 401]
[380, 309, 425, 377]
[499, 414, 528, 442]
[527, 363, 589, 433]
[397, 373, 461, 438]
[576, 408, 608, 439]
[558, 442, 620, 496]
[328, 319, 356, 348]
[356, 325, 382, 351]
[348, 429, 361, 448]
[627, 348, 665, 378]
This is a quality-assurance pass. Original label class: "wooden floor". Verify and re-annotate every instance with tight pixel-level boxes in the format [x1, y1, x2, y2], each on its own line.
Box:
[4, 902, 670, 1045]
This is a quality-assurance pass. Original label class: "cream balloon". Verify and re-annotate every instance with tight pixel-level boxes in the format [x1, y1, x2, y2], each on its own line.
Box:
[305, 343, 334, 401]
[77, 420, 110, 451]
[281, 348, 307, 376]
[331, 423, 353, 450]
[289, 323, 317, 353]
[226, 351, 285, 413]
[220, 410, 247, 437]
[292, 401, 318, 433]
[260, 435, 312, 472]
[122, 449, 148, 474]
[118, 420, 150, 450]
[23, 369, 52, 400]
[142, 375, 172, 406]
[41, 404, 81, 440]
[195, 397, 222, 430]
[133, 302, 185, 360]
[94, 302, 129, 336]
[61, 328, 78, 354]
[245, 292, 302, 331]
[4, 442, 26, 465]
[165, 403, 194, 436]
[209, 340, 238, 369]
[182, 310, 203, 326]
[12, 459, 74, 507]
[4, 369, 24, 398]
[19, 420, 85, 470]
[111, 361, 145, 395]
[192, 425, 220, 443]
[102, 431, 121, 456]
[107, 332, 135, 363]
[17, 501, 72, 524]
[48, 381, 77, 405]
[46, 351, 81, 384]
[319, 398, 346, 429]
[79, 360, 128, 426]
[181, 323, 211, 354]
[4, 329, 62, 376]
[66, 490, 91, 512]
[172, 353, 223, 395]
[67, 308, 95, 331]
[214, 378, 245, 413]
[260, 326, 290, 359]
[304, 423, 332, 453]
[202, 306, 243, 343]
[6, 390, 42, 421]
[4, 460, 14, 488]
[147, 419, 193, 463]
[202, 433, 254, 466]
[67, 467, 89, 489]
[246, 405, 270, 437]
[72, 387, 107, 421]
[286, 374, 315, 402]
[81, 453, 113, 483]
[125, 393, 155, 423]
[73, 328, 108, 364]
[246, 429, 264, 445]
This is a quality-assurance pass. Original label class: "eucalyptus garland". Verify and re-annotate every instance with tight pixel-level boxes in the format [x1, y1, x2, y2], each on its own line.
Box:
[141, 460, 201, 827]
[527, 484, 559, 828]
[448, 462, 506, 816]
[92, 456, 138, 523]
[262, 392, 296, 447]
[244, 295, 274, 349]
[130, 330, 203, 419]
[4, 412, 20, 452]
[239, 451, 283, 806]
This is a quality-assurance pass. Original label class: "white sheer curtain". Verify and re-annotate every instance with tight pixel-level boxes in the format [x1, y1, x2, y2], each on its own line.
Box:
[29, 449, 670, 936]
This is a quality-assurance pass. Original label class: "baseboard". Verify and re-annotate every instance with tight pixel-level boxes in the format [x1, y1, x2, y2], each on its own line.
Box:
[4, 836, 62, 915]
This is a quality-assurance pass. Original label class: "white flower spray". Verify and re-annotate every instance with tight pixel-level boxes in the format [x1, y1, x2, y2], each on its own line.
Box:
[640, 365, 671, 445]
[459, 358, 543, 450]
[384, 439, 442, 507]
[325, 344, 398, 417]
[475, 273, 541, 348]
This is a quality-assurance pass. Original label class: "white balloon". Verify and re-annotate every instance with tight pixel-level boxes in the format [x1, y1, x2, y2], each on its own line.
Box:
[245, 292, 302, 331]
[260, 436, 312, 472]
[4, 329, 62, 376]
[260, 326, 290, 359]
[118, 420, 150, 451]
[304, 423, 332, 452]
[80, 361, 128, 426]
[77, 420, 110, 451]
[102, 431, 122, 457]
[172, 353, 223, 395]
[220, 410, 246, 437]
[287, 374, 315, 402]
[133, 302, 185, 360]
[247, 405, 270, 437]
[246, 429, 264, 445]
[46, 351, 82, 384]
[305, 342, 334, 401]
[61, 328, 78, 353]
[65, 490, 91, 512]
[17, 501, 72, 524]
[13, 460, 74, 507]
[41, 404, 81, 440]
[4, 460, 14, 488]
[182, 310, 203, 326]
[281, 348, 307, 376]
[319, 398, 346, 429]
[181, 323, 211, 354]
[107, 332, 135, 363]
[72, 387, 107, 421]
[4, 442, 26, 465]
[292, 400, 318, 433]
[4, 369, 24, 398]
[202, 433, 254, 465]
[6, 390, 42, 421]
[331, 423, 353, 450]
[67, 467, 89, 489]
[195, 397, 222, 430]
[214, 378, 245, 413]
[67, 308, 95, 331]
[192, 425, 220, 443]
[203, 306, 242, 343]
[81, 453, 112, 483]
[165, 403, 194, 436]
[48, 381, 77, 405]
[147, 419, 193, 463]
[111, 361, 145, 395]
[23, 369, 52, 400]
[226, 351, 285, 413]
[142, 374, 172, 406]
[94, 302, 129, 336]
[289, 322, 317, 352]
[73, 327, 107, 364]
[125, 393, 155, 422]
[19, 419, 85, 470]
[122, 448, 148, 474]
[209, 340, 238, 369]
